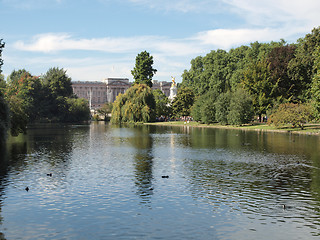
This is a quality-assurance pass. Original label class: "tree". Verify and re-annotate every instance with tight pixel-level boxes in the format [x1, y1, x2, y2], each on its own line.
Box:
[0, 39, 4, 74]
[131, 51, 157, 87]
[191, 89, 218, 124]
[0, 39, 9, 141]
[171, 86, 195, 118]
[65, 98, 91, 122]
[97, 103, 113, 121]
[153, 89, 170, 118]
[227, 89, 254, 125]
[6, 69, 42, 131]
[215, 91, 231, 125]
[241, 59, 275, 120]
[267, 45, 297, 101]
[288, 26, 320, 102]
[311, 46, 320, 119]
[42, 67, 73, 98]
[111, 84, 156, 123]
[269, 103, 313, 129]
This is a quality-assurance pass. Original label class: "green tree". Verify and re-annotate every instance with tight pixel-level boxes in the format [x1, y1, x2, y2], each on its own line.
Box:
[97, 102, 113, 121]
[269, 103, 313, 129]
[111, 84, 156, 123]
[171, 86, 195, 118]
[215, 91, 231, 125]
[6, 69, 42, 131]
[0, 39, 9, 141]
[311, 46, 320, 119]
[241, 59, 275, 120]
[65, 98, 91, 122]
[0, 39, 4, 74]
[42, 67, 73, 98]
[131, 51, 157, 87]
[191, 89, 218, 124]
[227, 89, 254, 125]
[153, 89, 170, 118]
[7, 95, 28, 136]
[288, 26, 320, 101]
[181, 56, 204, 95]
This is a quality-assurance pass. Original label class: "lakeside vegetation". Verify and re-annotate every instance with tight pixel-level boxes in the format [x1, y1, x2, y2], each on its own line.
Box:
[2, 26, 320, 140]
[111, 26, 320, 131]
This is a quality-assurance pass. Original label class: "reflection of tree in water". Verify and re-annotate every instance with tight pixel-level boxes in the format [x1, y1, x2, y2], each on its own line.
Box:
[0, 142, 8, 240]
[129, 126, 154, 205]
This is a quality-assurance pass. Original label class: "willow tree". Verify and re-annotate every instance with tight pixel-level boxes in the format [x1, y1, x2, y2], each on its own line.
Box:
[111, 84, 156, 123]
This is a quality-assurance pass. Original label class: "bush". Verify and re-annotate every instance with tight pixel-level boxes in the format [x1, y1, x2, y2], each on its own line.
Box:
[269, 103, 314, 129]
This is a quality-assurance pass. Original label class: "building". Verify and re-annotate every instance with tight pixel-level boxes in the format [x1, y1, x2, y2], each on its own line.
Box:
[151, 80, 171, 97]
[72, 78, 175, 110]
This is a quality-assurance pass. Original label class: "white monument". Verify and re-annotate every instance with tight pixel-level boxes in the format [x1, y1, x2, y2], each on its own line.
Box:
[169, 76, 177, 101]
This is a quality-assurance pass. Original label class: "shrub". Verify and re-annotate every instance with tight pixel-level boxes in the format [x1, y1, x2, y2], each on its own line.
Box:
[269, 103, 314, 129]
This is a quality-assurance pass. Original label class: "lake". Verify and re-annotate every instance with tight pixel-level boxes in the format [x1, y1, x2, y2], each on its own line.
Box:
[0, 122, 320, 239]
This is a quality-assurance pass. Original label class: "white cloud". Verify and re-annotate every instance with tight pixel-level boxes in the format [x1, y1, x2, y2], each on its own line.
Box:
[195, 28, 296, 49]
[225, 0, 320, 30]
[14, 33, 205, 56]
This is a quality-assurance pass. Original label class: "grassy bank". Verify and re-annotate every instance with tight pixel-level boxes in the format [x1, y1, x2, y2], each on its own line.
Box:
[145, 121, 320, 135]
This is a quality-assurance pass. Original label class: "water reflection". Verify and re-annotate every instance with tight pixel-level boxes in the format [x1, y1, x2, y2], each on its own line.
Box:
[1, 124, 320, 239]
[128, 126, 154, 205]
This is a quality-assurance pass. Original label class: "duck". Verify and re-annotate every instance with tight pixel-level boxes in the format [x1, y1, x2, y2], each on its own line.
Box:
[25, 187, 29, 192]
[162, 175, 169, 178]
[47, 173, 52, 177]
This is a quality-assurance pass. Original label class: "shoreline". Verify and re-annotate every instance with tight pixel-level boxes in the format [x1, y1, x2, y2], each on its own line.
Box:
[144, 121, 320, 136]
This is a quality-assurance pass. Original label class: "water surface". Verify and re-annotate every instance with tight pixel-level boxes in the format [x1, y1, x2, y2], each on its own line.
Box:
[0, 123, 320, 239]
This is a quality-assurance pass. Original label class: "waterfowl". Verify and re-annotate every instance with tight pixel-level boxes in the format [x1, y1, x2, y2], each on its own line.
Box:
[162, 175, 169, 178]
[47, 173, 52, 177]
[25, 187, 29, 192]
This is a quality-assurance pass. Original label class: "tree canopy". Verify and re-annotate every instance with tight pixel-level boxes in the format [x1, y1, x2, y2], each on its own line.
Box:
[131, 51, 157, 87]
[111, 84, 156, 123]
[3, 67, 90, 136]
[182, 26, 320, 123]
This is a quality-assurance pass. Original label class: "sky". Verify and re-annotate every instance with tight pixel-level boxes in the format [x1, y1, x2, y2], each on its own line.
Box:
[1, 0, 320, 83]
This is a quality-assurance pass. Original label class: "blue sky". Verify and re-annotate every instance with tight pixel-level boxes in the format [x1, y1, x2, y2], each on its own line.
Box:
[1, 0, 320, 83]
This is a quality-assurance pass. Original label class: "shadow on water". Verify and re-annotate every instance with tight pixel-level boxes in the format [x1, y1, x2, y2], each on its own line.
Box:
[0, 141, 8, 240]
[127, 125, 154, 205]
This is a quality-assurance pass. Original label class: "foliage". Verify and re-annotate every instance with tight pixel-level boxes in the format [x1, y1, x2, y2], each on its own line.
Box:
[267, 45, 297, 101]
[269, 103, 314, 129]
[0, 91, 9, 141]
[42, 67, 73, 98]
[0, 39, 4, 74]
[6, 69, 43, 121]
[227, 89, 254, 125]
[65, 98, 91, 122]
[191, 89, 218, 124]
[131, 51, 157, 87]
[0, 40, 9, 141]
[241, 59, 274, 118]
[111, 84, 156, 123]
[287, 26, 320, 101]
[311, 46, 320, 119]
[7, 95, 28, 136]
[4, 68, 90, 135]
[215, 91, 231, 125]
[97, 102, 113, 121]
[153, 89, 170, 117]
[171, 86, 195, 118]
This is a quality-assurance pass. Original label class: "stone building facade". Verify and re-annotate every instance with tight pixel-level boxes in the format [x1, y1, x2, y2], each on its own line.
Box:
[72, 78, 173, 109]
